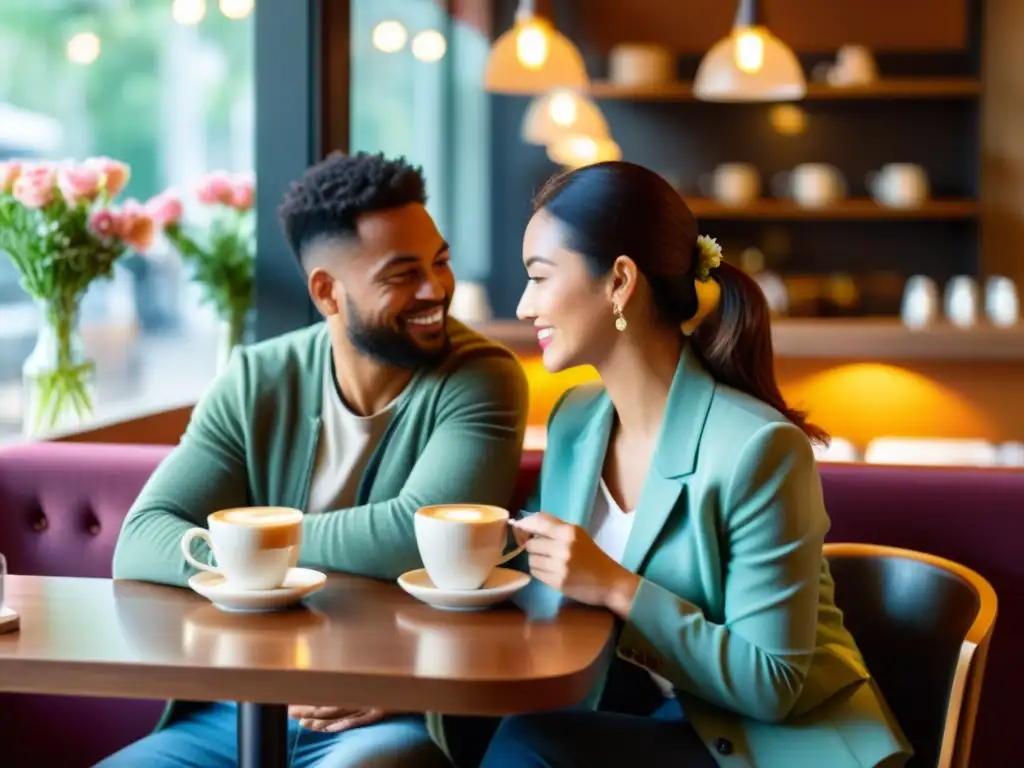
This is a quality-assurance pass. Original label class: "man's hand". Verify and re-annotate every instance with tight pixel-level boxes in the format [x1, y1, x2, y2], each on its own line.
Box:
[287, 705, 387, 733]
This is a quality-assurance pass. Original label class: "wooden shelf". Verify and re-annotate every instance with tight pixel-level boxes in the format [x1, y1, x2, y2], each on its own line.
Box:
[588, 78, 981, 101]
[682, 197, 979, 221]
[474, 319, 1024, 362]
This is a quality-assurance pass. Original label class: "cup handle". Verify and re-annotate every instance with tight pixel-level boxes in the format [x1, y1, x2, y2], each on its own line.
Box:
[497, 539, 529, 566]
[180, 528, 219, 574]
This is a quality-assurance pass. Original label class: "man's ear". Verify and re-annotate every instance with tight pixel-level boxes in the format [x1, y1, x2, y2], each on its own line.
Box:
[309, 268, 341, 316]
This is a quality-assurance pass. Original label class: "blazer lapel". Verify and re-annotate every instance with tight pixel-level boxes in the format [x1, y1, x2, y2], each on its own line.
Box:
[621, 345, 717, 573]
[565, 393, 615, 531]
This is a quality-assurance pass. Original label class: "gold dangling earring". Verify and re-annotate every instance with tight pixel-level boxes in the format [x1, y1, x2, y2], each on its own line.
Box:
[613, 303, 627, 332]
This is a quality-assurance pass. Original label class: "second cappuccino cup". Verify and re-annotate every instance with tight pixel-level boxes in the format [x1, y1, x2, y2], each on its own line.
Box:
[181, 507, 303, 591]
[415, 505, 526, 591]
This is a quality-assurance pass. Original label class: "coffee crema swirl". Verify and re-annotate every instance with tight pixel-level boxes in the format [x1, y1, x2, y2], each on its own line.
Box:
[212, 507, 304, 527]
[418, 505, 507, 523]
[209, 507, 302, 550]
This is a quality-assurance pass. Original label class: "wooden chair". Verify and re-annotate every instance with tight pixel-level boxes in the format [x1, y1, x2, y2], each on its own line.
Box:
[824, 543, 998, 768]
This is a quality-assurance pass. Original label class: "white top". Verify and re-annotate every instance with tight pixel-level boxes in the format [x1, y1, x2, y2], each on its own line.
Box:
[589, 479, 676, 699]
[305, 361, 398, 515]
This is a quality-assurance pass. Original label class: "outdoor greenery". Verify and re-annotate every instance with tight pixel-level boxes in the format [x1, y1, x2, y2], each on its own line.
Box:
[0, 0, 253, 202]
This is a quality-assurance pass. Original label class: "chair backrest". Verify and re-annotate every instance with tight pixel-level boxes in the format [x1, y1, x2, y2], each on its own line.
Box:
[825, 544, 997, 768]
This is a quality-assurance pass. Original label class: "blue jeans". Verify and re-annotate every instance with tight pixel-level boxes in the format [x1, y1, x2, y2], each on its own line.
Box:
[94, 702, 449, 768]
[478, 699, 717, 768]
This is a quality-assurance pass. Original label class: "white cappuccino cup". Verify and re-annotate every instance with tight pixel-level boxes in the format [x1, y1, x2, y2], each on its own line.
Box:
[180, 507, 303, 591]
[414, 504, 526, 591]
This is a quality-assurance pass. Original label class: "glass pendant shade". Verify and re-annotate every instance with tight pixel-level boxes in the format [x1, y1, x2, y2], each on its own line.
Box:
[693, 0, 805, 102]
[546, 134, 622, 169]
[521, 89, 609, 146]
[484, 6, 588, 95]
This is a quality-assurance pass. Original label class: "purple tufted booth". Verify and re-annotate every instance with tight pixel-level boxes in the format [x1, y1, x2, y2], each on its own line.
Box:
[0, 442, 1021, 767]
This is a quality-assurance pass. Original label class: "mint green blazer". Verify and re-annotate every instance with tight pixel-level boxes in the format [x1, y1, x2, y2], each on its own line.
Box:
[513, 345, 912, 767]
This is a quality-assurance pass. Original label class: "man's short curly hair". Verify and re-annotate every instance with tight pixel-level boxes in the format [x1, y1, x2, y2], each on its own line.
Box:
[278, 151, 427, 266]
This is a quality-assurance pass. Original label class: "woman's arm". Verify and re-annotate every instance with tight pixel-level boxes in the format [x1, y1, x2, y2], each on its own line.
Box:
[617, 422, 826, 722]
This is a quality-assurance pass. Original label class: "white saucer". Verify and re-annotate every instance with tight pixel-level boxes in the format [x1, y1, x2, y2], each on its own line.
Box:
[397, 567, 531, 611]
[0, 606, 19, 634]
[188, 568, 327, 613]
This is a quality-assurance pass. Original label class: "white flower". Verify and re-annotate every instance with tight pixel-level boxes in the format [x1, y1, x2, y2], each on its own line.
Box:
[696, 234, 723, 270]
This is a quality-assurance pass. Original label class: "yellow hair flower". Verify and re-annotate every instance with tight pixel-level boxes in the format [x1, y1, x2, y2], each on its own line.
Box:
[695, 234, 723, 281]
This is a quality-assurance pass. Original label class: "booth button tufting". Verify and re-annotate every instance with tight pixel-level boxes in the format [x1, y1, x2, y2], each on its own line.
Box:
[30, 512, 49, 532]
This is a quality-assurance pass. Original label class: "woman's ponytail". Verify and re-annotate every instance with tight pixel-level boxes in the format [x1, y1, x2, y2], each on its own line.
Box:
[690, 261, 830, 446]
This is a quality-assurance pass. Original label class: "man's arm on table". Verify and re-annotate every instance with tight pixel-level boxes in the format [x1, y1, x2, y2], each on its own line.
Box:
[111, 353, 251, 587]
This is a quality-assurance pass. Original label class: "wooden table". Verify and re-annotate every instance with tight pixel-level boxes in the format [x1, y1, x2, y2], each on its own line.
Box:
[0, 574, 614, 768]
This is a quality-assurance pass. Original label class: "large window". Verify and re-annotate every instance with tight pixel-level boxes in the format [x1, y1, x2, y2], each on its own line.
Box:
[0, 0, 253, 440]
[349, 0, 492, 293]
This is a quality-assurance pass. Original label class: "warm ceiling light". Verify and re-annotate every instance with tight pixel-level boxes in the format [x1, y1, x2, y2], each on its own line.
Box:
[522, 89, 609, 146]
[694, 0, 806, 102]
[219, 0, 253, 20]
[411, 30, 446, 63]
[172, 0, 206, 25]
[484, 0, 588, 95]
[547, 134, 622, 169]
[372, 20, 408, 53]
[66, 31, 101, 66]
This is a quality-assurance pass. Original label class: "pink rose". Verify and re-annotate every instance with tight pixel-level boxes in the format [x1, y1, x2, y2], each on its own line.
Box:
[228, 172, 255, 211]
[11, 164, 56, 209]
[145, 189, 183, 228]
[84, 156, 130, 198]
[195, 171, 235, 206]
[57, 163, 103, 206]
[116, 198, 155, 253]
[88, 209, 119, 240]
[0, 160, 21, 192]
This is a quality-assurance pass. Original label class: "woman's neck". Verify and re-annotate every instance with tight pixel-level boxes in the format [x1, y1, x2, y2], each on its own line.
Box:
[596, 329, 683, 439]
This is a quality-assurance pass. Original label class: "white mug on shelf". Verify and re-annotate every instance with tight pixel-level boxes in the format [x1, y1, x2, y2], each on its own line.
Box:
[828, 44, 878, 87]
[900, 275, 939, 330]
[985, 276, 1019, 328]
[449, 281, 493, 324]
[944, 276, 980, 328]
[608, 44, 674, 86]
[772, 164, 847, 208]
[697, 163, 760, 207]
[866, 164, 929, 208]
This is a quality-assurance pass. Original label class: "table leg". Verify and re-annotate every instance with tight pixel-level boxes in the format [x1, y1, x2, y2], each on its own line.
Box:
[237, 702, 289, 768]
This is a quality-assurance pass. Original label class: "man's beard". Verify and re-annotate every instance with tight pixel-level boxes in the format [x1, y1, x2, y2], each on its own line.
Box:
[346, 300, 451, 369]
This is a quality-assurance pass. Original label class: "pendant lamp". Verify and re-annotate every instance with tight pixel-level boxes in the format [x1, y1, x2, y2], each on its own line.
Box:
[693, 0, 806, 102]
[547, 134, 622, 169]
[521, 88, 609, 146]
[484, 0, 589, 95]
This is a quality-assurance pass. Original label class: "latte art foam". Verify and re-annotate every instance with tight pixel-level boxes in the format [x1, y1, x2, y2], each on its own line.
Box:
[222, 512, 301, 528]
[420, 505, 506, 523]
[212, 507, 303, 527]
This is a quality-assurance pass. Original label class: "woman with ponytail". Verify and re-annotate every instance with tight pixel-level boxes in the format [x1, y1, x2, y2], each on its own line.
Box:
[477, 162, 910, 767]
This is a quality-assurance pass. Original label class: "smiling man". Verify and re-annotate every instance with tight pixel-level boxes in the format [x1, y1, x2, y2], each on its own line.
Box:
[105, 152, 528, 768]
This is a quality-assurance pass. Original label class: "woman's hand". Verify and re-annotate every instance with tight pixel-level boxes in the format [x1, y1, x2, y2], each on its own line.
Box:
[513, 512, 641, 619]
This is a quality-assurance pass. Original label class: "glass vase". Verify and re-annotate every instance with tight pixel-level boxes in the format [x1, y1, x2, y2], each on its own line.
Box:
[21, 299, 96, 437]
[216, 306, 249, 374]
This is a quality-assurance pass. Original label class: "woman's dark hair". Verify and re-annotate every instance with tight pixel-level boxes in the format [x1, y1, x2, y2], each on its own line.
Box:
[534, 161, 828, 445]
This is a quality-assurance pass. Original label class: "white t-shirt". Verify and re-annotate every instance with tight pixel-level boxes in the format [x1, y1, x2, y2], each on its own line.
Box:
[305, 362, 398, 515]
[589, 478, 676, 698]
